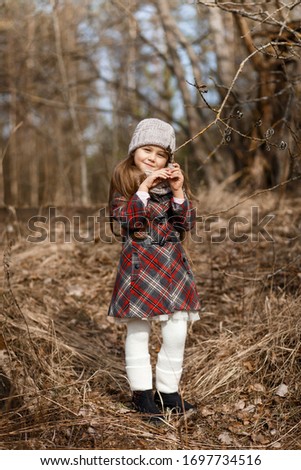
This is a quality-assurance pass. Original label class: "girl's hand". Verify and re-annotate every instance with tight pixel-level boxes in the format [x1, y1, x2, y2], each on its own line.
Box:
[168, 163, 184, 197]
[138, 168, 172, 192]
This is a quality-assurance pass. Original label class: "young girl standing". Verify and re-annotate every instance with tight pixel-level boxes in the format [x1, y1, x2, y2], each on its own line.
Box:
[108, 118, 200, 421]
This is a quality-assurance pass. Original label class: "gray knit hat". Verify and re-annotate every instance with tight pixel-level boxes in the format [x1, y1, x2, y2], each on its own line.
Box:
[128, 118, 176, 155]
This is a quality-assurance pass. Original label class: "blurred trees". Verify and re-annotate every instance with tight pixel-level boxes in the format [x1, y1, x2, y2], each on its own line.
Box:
[0, 0, 300, 206]
[203, 0, 301, 188]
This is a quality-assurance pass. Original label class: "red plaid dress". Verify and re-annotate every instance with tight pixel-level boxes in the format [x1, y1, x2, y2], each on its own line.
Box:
[108, 191, 201, 320]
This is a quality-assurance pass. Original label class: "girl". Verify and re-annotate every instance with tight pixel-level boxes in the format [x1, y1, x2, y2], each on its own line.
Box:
[108, 118, 200, 422]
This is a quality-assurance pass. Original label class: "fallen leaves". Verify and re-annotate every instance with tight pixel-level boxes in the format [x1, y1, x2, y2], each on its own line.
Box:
[250, 383, 266, 393]
[218, 431, 232, 445]
[199, 387, 291, 449]
[275, 383, 288, 397]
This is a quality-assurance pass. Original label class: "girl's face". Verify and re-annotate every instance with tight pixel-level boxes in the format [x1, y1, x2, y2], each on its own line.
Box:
[133, 145, 168, 172]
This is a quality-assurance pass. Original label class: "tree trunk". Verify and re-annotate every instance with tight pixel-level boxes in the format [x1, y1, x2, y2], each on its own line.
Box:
[208, 7, 235, 88]
[5, 30, 18, 206]
[51, 0, 89, 205]
[156, 0, 209, 185]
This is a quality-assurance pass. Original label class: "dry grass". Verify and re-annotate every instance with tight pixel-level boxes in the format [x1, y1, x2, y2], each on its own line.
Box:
[0, 187, 301, 449]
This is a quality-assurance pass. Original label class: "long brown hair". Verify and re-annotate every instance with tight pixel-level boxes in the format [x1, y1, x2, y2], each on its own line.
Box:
[109, 153, 144, 206]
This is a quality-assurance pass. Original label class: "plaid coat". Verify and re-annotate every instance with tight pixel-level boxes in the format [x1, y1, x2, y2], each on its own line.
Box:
[108, 191, 200, 320]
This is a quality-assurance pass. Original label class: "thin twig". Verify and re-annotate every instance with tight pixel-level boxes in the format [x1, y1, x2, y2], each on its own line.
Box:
[205, 175, 301, 217]
[3, 243, 44, 368]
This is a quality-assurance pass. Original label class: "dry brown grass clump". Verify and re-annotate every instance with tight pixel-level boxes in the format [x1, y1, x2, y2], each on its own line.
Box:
[0, 188, 300, 449]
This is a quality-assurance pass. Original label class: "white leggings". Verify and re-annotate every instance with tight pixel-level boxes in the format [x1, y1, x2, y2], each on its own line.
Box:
[125, 318, 188, 393]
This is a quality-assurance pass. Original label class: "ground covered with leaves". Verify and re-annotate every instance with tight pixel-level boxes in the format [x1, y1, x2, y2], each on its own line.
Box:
[0, 188, 301, 449]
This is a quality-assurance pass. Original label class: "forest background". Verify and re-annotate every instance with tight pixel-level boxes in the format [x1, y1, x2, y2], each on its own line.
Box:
[0, 0, 301, 451]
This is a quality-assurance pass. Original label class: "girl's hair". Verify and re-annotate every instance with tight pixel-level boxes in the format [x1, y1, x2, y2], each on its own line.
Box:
[109, 153, 145, 204]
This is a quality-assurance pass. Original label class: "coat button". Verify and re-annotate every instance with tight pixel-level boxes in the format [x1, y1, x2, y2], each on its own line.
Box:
[183, 257, 186, 262]
[135, 264, 139, 269]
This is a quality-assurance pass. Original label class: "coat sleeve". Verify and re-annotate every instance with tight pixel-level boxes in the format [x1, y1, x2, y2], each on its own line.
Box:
[169, 197, 196, 232]
[111, 191, 148, 232]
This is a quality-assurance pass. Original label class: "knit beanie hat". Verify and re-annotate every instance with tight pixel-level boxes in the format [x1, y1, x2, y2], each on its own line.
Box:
[128, 118, 176, 155]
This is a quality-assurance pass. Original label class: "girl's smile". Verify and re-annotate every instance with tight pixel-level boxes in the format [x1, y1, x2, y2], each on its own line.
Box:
[134, 145, 168, 172]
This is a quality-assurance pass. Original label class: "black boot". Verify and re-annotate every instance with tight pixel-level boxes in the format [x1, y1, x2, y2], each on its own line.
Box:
[132, 390, 164, 423]
[154, 391, 195, 414]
